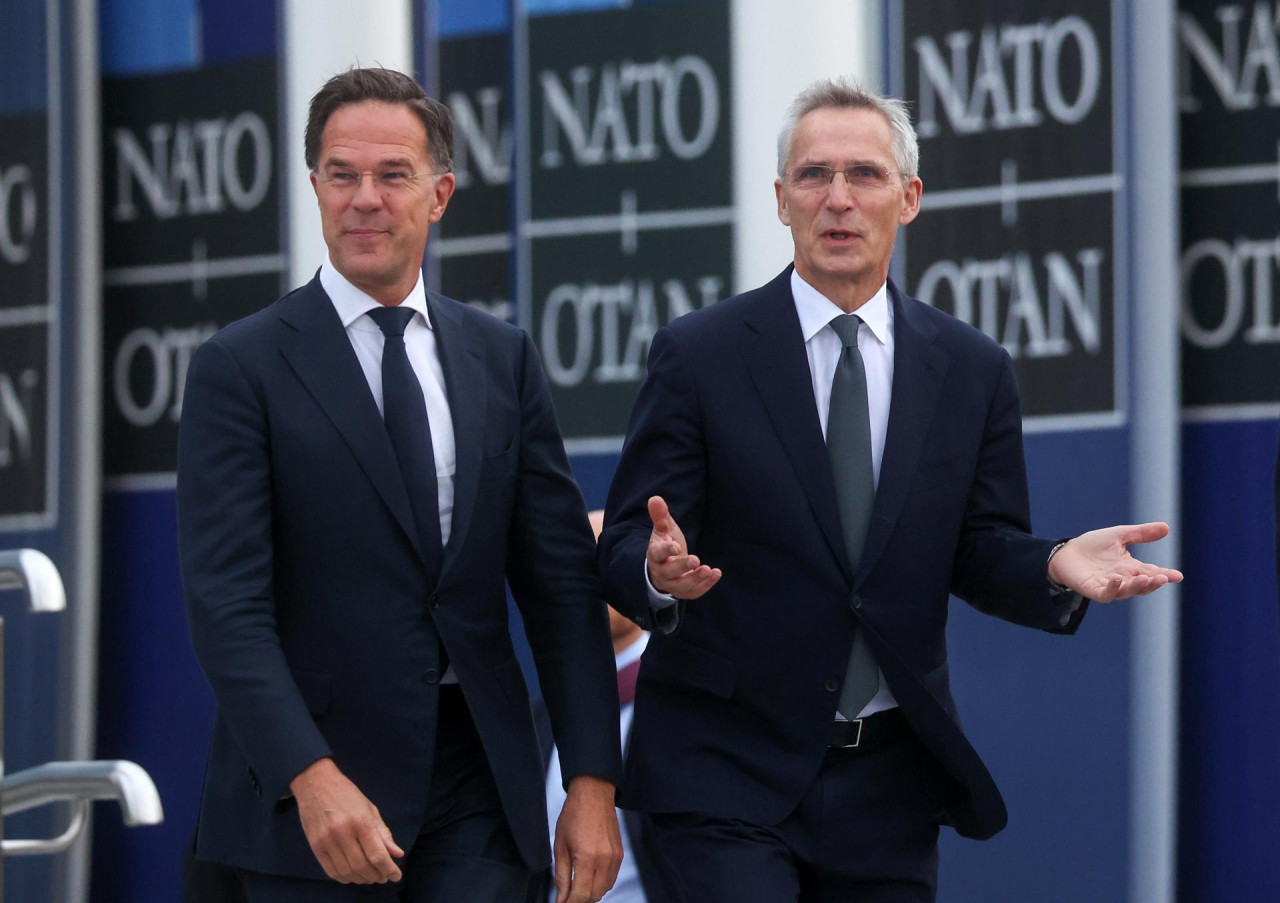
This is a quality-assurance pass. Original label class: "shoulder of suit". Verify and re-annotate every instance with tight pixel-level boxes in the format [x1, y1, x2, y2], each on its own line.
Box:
[897, 290, 1008, 361]
[427, 290, 526, 342]
[661, 269, 784, 340]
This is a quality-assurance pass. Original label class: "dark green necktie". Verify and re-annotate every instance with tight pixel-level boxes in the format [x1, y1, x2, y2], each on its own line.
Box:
[826, 314, 879, 718]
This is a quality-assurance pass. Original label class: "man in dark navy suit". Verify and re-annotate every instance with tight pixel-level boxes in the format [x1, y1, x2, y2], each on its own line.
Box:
[178, 67, 621, 903]
[598, 78, 1181, 902]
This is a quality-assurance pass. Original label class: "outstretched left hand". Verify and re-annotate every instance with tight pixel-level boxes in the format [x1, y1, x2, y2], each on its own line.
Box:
[1048, 522, 1183, 602]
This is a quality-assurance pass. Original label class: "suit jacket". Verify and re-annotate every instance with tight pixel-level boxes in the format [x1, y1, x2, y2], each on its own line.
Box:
[598, 268, 1086, 840]
[177, 275, 621, 879]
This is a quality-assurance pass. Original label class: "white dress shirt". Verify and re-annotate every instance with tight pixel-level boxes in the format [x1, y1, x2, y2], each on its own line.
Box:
[321, 257, 458, 681]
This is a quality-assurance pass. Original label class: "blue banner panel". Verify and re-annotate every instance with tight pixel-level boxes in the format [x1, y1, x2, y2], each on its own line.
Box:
[93, 4, 284, 901]
[92, 490, 216, 903]
[1178, 418, 1280, 903]
[1, 1, 63, 901]
[893, 1, 1134, 899]
[523, 0, 734, 443]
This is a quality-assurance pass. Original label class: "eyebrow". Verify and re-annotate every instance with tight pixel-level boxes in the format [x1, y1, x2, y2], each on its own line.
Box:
[320, 154, 417, 169]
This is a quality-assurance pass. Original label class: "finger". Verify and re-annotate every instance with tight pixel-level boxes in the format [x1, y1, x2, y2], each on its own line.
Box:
[357, 824, 402, 883]
[567, 861, 596, 903]
[1118, 522, 1170, 545]
[658, 569, 710, 599]
[378, 820, 406, 860]
[554, 836, 571, 903]
[674, 567, 721, 599]
[647, 496, 673, 532]
[647, 539, 682, 562]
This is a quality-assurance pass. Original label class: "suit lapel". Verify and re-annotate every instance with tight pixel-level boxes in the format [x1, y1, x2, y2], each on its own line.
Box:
[427, 293, 487, 580]
[855, 280, 950, 583]
[740, 269, 852, 581]
[276, 278, 421, 558]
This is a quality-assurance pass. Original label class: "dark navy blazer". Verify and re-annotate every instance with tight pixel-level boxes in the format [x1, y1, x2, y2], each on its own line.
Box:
[178, 276, 621, 879]
[599, 268, 1086, 840]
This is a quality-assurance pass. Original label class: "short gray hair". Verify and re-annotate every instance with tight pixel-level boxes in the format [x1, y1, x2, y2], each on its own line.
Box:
[776, 78, 919, 179]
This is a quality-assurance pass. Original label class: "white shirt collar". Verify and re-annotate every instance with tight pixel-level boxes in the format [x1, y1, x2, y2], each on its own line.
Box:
[320, 254, 433, 332]
[790, 269, 890, 346]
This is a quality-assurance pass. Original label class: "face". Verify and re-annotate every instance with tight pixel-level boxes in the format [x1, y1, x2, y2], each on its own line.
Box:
[775, 107, 922, 307]
[311, 100, 455, 305]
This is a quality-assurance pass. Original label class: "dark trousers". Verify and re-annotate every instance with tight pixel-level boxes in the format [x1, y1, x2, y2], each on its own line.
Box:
[648, 726, 952, 903]
[221, 686, 530, 903]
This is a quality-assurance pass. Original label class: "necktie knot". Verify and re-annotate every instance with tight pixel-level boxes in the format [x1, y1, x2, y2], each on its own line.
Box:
[368, 305, 416, 338]
[829, 314, 863, 348]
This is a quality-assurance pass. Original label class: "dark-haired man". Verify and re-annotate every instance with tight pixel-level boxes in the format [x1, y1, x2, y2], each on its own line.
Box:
[179, 67, 622, 903]
[599, 77, 1181, 902]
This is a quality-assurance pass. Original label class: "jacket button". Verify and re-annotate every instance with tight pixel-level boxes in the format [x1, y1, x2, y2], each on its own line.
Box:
[824, 678, 838, 692]
[429, 593, 439, 610]
[424, 668, 440, 684]
[852, 594, 862, 609]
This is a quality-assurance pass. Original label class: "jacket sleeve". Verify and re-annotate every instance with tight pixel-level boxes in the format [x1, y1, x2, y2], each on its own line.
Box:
[177, 338, 332, 800]
[503, 330, 623, 787]
[598, 326, 705, 634]
[950, 350, 1089, 634]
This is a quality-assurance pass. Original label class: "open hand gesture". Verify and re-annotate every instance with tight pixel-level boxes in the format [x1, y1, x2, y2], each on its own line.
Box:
[1048, 522, 1183, 602]
[646, 496, 722, 599]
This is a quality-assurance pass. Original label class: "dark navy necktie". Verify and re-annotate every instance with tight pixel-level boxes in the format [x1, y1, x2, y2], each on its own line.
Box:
[367, 305, 443, 581]
[827, 313, 879, 718]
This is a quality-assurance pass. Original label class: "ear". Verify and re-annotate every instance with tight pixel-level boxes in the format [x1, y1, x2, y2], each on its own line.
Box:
[309, 170, 320, 201]
[775, 178, 791, 227]
[898, 176, 923, 226]
[428, 172, 457, 223]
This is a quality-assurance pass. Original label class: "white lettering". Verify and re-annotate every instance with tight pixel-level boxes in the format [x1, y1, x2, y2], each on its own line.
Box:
[916, 249, 1105, 359]
[112, 113, 273, 221]
[1180, 3, 1280, 111]
[0, 368, 37, 468]
[113, 324, 217, 426]
[0, 163, 38, 264]
[914, 16, 1101, 137]
[1181, 235, 1280, 347]
[449, 87, 513, 189]
[539, 276, 722, 387]
[538, 55, 720, 168]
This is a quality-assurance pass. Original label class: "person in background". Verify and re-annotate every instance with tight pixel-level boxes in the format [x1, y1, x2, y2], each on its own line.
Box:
[534, 511, 678, 903]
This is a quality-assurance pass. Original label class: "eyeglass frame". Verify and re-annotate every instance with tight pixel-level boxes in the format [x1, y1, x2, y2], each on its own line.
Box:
[313, 165, 451, 193]
[783, 163, 912, 192]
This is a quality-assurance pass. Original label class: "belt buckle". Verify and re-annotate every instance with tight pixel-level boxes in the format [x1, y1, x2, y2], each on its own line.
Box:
[840, 718, 864, 748]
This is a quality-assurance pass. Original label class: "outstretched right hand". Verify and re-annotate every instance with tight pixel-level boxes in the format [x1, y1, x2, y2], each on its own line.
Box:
[646, 495, 722, 599]
[290, 758, 404, 884]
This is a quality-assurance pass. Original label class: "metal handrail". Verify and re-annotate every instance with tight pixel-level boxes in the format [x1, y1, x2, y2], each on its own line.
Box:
[0, 549, 164, 903]
[0, 549, 66, 613]
[1, 761, 164, 855]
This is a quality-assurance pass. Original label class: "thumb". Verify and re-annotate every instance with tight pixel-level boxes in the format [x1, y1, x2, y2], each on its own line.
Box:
[648, 496, 672, 533]
[1119, 522, 1170, 546]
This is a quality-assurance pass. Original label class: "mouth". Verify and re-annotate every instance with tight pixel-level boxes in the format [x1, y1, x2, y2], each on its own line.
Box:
[822, 229, 860, 242]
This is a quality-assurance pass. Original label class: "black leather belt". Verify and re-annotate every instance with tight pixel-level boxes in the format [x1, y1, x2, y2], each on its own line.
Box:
[828, 708, 910, 752]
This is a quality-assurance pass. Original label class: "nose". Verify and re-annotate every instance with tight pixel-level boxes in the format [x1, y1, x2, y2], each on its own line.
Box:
[351, 173, 384, 209]
[824, 172, 856, 210]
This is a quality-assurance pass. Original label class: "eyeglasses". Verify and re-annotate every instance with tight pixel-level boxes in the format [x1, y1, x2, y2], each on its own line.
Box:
[315, 167, 448, 193]
[785, 164, 907, 192]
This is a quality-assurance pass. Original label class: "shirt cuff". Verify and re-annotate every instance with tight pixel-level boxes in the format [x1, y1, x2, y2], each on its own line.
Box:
[643, 558, 679, 610]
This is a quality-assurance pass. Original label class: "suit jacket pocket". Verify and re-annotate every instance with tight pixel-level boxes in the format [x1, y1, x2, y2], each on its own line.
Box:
[290, 667, 332, 715]
[478, 442, 518, 483]
[640, 639, 737, 699]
